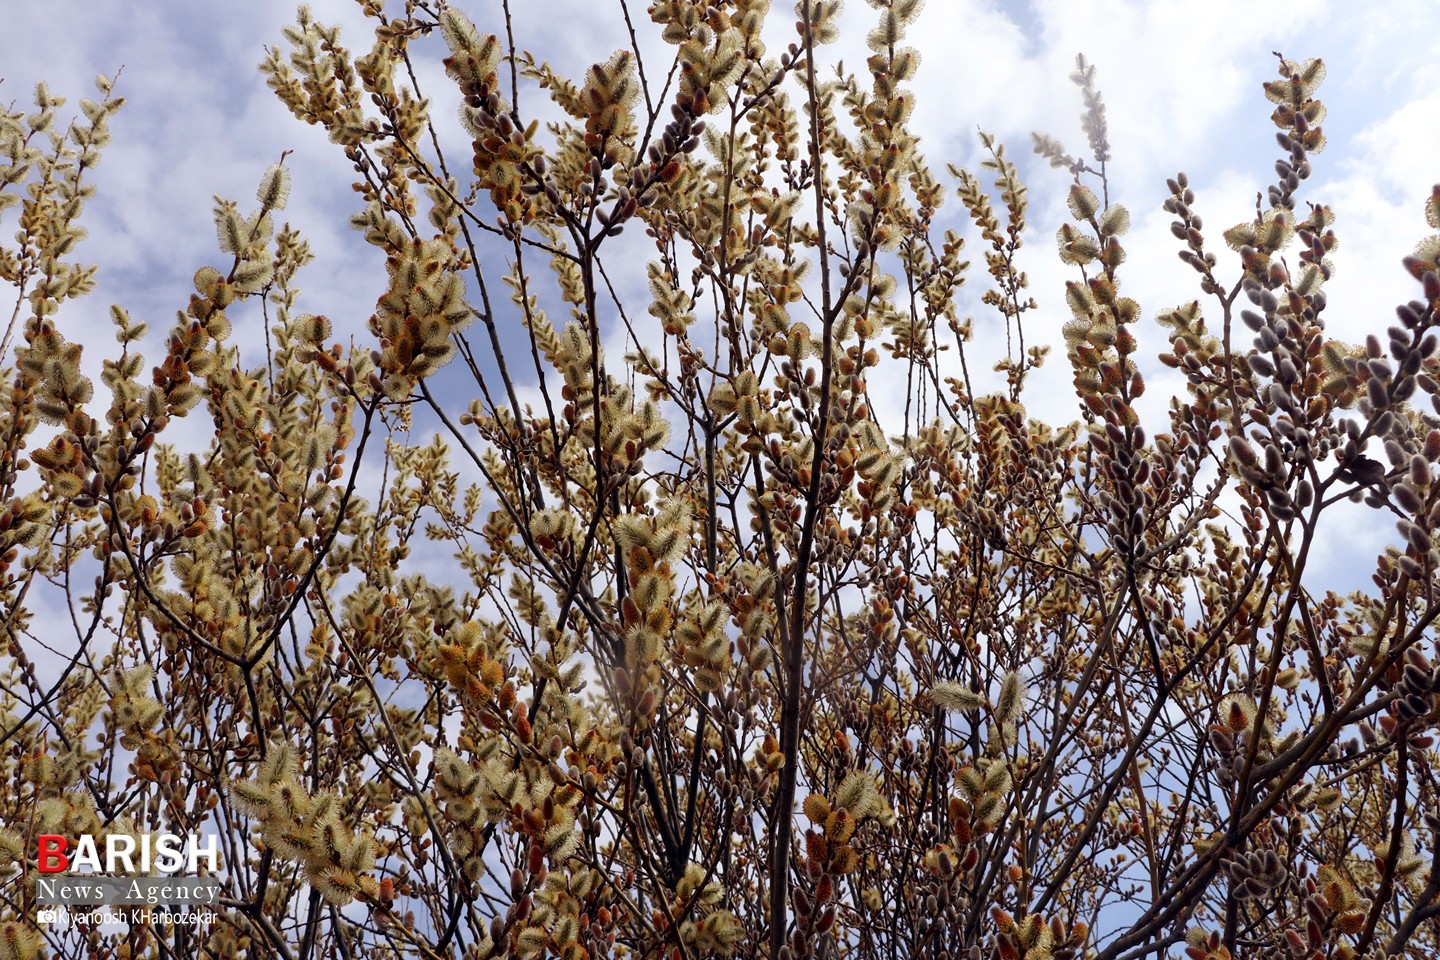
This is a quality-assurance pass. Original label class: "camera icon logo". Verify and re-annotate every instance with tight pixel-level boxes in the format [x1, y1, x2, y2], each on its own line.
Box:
[37, 907, 68, 928]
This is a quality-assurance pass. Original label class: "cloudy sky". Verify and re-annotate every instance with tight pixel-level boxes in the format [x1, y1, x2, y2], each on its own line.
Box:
[2, 0, 1439, 585]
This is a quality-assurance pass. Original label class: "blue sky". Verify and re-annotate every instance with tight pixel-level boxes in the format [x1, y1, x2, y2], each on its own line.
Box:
[2, 0, 1439, 585]
[4, 3, 1440, 946]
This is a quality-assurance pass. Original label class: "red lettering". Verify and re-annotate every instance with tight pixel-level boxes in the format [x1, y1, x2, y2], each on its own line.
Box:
[37, 835, 68, 873]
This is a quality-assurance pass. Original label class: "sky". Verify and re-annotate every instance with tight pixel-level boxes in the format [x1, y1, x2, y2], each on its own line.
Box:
[3, 2, 1440, 947]
[2, 0, 1439, 588]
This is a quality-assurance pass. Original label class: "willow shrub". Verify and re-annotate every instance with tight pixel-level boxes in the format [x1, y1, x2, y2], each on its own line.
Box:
[3, 3, 1440, 960]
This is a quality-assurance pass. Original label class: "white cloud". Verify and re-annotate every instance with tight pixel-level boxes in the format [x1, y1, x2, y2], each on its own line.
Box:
[3, 0, 1437, 615]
